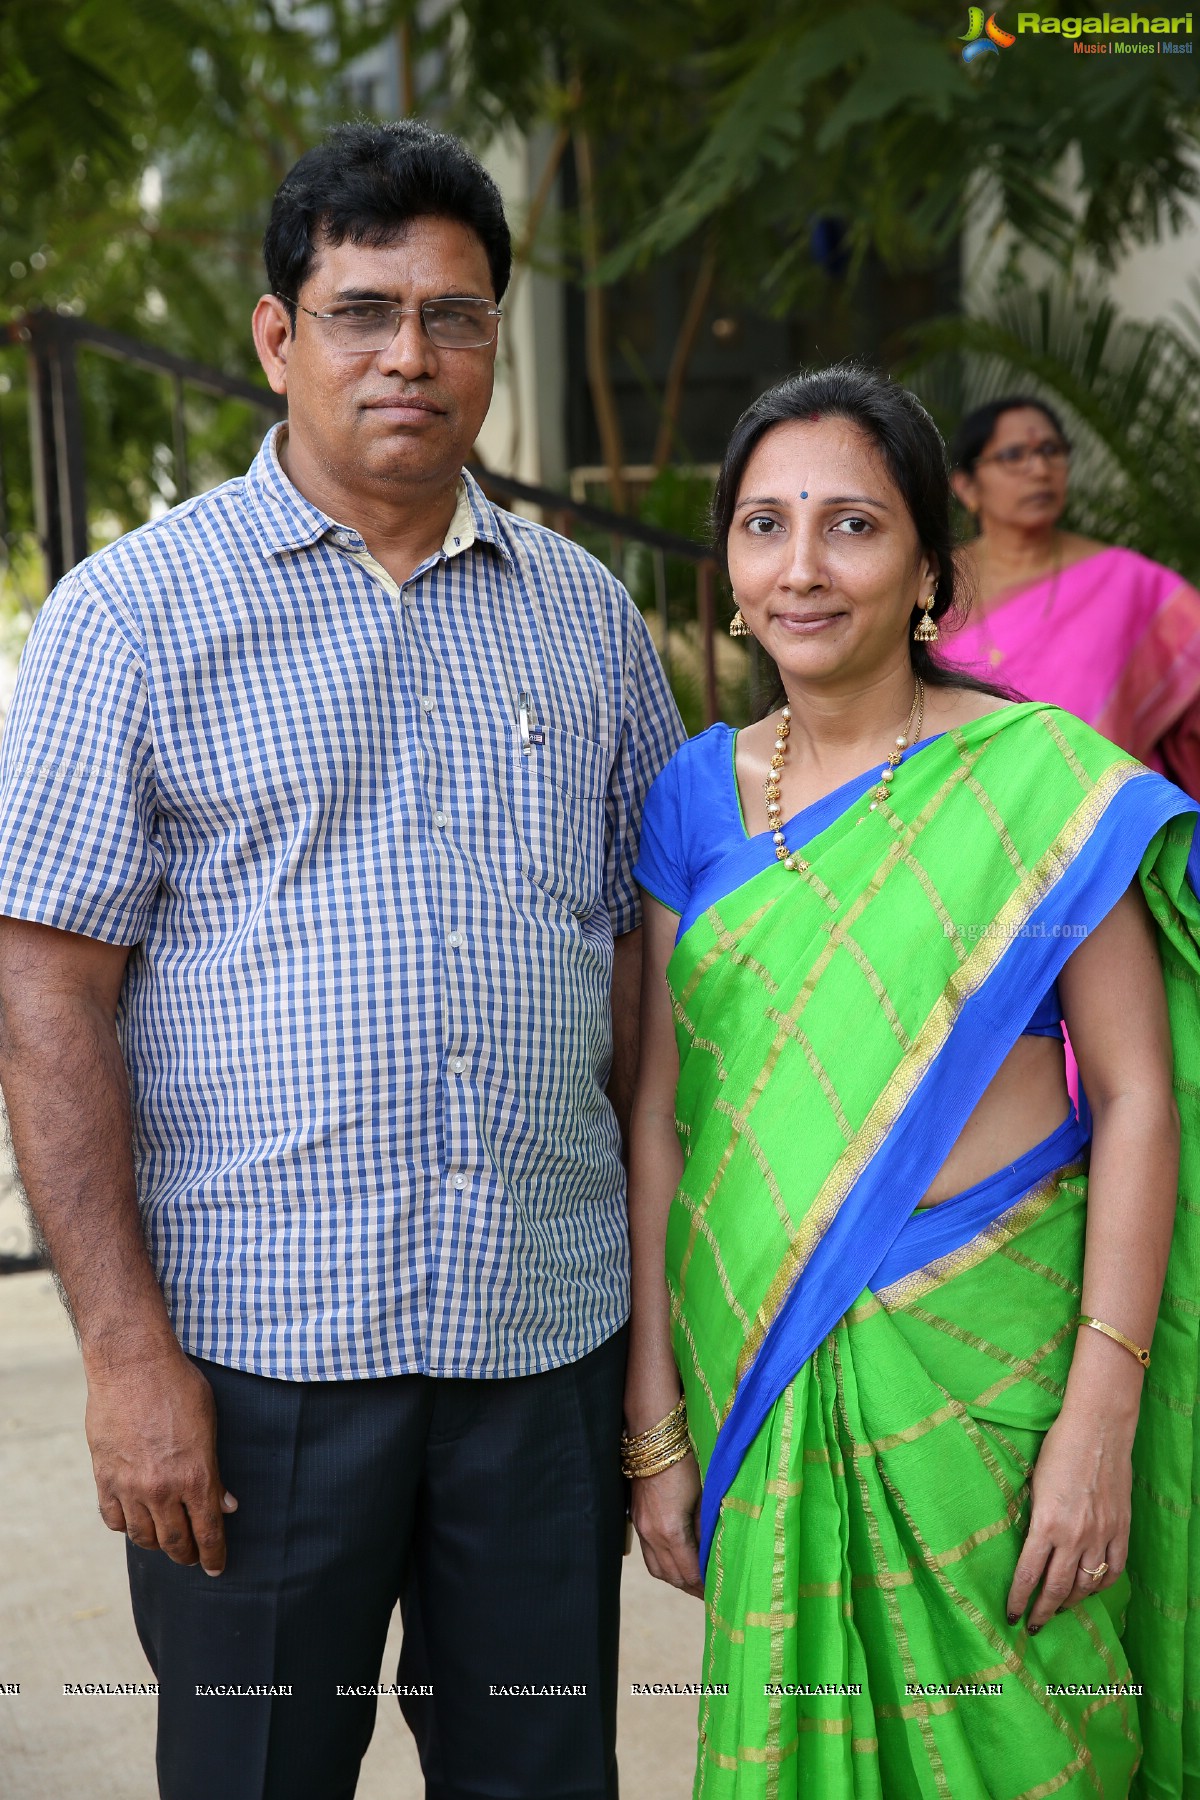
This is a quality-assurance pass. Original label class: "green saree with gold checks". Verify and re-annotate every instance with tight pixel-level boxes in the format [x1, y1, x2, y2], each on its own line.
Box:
[664, 705, 1200, 1799]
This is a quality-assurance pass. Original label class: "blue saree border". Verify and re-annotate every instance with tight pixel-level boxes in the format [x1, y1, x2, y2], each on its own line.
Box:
[697, 768, 1199, 1574]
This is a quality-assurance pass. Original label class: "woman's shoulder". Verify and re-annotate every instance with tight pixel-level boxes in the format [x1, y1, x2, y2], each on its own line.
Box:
[653, 721, 736, 789]
[922, 685, 1011, 732]
[1059, 531, 1109, 568]
[934, 695, 1146, 775]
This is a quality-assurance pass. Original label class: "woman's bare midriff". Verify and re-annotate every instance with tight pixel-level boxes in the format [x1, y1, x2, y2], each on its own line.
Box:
[917, 1035, 1073, 1208]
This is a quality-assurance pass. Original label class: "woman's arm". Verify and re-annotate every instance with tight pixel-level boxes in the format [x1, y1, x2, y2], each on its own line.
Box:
[625, 893, 703, 1597]
[1007, 882, 1180, 1631]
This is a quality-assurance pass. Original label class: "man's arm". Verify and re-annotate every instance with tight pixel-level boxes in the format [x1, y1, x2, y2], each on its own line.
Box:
[607, 925, 642, 1158]
[0, 917, 235, 1573]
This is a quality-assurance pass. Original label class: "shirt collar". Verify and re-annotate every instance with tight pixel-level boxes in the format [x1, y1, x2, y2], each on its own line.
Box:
[244, 423, 514, 568]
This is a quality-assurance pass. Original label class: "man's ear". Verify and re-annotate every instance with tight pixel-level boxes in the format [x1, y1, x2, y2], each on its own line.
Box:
[252, 295, 293, 396]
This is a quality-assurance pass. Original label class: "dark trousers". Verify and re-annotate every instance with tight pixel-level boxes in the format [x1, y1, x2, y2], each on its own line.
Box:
[127, 1327, 628, 1800]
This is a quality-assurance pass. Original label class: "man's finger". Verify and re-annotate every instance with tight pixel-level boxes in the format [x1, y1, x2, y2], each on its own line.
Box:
[97, 1493, 128, 1536]
[185, 1486, 229, 1576]
[146, 1496, 201, 1566]
[122, 1500, 160, 1552]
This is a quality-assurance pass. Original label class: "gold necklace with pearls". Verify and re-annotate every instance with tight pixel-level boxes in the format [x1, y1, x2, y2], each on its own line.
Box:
[764, 679, 925, 874]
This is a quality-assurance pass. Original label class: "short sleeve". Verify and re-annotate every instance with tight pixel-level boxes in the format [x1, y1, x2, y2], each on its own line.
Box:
[632, 752, 689, 916]
[0, 574, 164, 943]
[603, 601, 686, 935]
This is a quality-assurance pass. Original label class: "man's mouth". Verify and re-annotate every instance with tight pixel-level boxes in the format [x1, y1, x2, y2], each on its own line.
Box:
[362, 395, 445, 417]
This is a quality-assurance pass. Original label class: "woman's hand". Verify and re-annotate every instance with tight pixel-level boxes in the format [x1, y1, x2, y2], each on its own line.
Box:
[630, 1453, 704, 1599]
[1006, 1402, 1135, 1632]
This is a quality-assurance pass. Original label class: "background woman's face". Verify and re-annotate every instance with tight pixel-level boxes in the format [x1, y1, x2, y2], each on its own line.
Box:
[957, 406, 1070, 535]
[725, 417, 935, 688]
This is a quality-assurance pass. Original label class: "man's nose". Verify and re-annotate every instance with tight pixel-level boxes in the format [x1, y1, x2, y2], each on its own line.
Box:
[377, 311, 437, 379]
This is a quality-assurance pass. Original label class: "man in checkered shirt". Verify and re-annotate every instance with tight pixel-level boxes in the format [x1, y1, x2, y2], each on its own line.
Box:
[0, 120, 683, 1800]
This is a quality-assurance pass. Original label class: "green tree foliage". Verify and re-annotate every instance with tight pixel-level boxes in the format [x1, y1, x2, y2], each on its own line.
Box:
[426, 1, 1200, 307]
[0, 0, 375, 562]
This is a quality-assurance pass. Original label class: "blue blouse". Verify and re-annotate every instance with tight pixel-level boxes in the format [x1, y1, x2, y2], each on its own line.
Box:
[634, 723, 1063, 1039]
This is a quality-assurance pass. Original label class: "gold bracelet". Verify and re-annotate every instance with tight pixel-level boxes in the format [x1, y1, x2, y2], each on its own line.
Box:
[620, 1395, 692, 1479]
[1078, 1314, 1151, 1369]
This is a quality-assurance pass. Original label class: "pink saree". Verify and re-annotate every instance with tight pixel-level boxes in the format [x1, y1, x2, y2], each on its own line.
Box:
[942, 546, 1200, 798]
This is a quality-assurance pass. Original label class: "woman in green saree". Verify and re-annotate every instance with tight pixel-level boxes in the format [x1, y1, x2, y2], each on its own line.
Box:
[625, 366, 1199, 1799]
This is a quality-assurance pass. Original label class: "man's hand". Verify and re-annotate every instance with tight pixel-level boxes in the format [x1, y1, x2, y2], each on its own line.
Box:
[85, 1345, 237, 1576]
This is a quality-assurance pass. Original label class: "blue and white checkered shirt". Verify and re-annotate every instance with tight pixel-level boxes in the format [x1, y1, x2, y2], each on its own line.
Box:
[0, 427, 684, 1381]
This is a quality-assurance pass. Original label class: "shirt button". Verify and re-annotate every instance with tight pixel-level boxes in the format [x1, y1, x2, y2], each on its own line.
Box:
[422, 697, 435, 713]
[448, 931, 463, 948]
[452, 1173, 466, 1190]
[450, 1056, 465, 1074]
[433, 810, 448, 828]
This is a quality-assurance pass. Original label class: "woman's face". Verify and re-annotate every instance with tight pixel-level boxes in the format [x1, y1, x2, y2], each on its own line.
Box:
[953, 406, 1070, 535]
[725, 416, 936, 689]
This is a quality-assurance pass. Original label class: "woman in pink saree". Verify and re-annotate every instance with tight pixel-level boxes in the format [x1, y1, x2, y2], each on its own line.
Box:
[946, 396, 1200, 796]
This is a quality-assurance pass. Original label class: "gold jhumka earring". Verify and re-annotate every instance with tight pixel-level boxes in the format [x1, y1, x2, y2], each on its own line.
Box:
[912, 592, 939, 643]
[729, 606, 750, 639]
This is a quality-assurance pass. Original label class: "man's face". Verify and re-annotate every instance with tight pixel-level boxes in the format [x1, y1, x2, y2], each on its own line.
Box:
[256, 216, 499, 496]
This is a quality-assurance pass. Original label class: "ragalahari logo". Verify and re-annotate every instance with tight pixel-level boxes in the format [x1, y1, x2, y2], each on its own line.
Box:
[961, 7, 1018, 57]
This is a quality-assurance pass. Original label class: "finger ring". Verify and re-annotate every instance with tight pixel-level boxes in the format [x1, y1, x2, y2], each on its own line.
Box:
[1079, 1561, 1109, 1580]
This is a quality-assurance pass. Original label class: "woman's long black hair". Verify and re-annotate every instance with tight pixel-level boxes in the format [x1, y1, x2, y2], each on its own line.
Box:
[711, 363, 1011, 703]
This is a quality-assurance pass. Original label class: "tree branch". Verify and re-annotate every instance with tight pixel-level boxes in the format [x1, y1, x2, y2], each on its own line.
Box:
[653, 237, 716, 472]
[573, 120, 627, 513]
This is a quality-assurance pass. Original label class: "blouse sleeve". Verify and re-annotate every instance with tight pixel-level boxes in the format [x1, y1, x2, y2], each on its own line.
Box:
[632, 749, 690, 916]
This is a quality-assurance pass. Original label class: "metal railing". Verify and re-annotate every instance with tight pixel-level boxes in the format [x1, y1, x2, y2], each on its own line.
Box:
[4, 308, 286, 588]
[3, 307, 742, 725]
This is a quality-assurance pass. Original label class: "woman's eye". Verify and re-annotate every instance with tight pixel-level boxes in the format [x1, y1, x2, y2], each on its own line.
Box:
[833, 516, 872, 535]
[744, 515, 779, 536]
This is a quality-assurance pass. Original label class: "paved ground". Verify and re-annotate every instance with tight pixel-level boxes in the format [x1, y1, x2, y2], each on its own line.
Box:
[0, 1260, 705, 1799]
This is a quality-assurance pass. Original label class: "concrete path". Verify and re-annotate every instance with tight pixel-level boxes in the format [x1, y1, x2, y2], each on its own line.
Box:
[0, 1267, 705, 1800]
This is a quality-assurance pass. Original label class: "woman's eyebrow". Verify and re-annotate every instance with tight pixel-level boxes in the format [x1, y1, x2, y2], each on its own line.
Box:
[734, 492, 892, 510]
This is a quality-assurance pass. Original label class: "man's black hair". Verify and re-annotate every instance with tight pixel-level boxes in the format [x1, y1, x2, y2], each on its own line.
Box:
[263, 119, 512, 323]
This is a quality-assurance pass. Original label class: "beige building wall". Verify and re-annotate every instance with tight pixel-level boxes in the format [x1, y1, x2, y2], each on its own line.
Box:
[471, 128, 568, 489]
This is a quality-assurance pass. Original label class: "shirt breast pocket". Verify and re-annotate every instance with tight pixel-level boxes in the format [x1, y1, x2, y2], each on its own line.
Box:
[507, 728, 611, 914]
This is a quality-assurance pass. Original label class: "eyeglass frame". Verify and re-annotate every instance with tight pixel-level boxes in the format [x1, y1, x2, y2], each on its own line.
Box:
[278, 294, 504, 351]
[973, 439, 1072, 473]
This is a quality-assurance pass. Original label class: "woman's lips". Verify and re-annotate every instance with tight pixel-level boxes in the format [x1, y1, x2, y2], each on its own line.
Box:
[773, 611, 846, 633]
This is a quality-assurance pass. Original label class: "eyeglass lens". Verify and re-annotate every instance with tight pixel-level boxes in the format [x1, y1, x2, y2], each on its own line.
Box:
[990, 441, 1069, 469]
[322, 300, 498, 350]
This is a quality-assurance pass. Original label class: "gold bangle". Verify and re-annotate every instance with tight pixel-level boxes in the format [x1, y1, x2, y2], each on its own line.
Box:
[620, 1395, 692, 1479]
[1078, 1314, 1151, 1369]
[621, 1437, 693, 1480]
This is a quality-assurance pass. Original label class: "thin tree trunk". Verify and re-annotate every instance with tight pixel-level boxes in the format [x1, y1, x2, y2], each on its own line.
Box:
[653, 238, 716, 472]
[572, 123, 627, 513]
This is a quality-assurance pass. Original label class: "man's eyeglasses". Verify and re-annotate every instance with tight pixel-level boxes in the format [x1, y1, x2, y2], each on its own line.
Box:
[976, 440, 1071, 473]
[283, 296, 502, 351]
